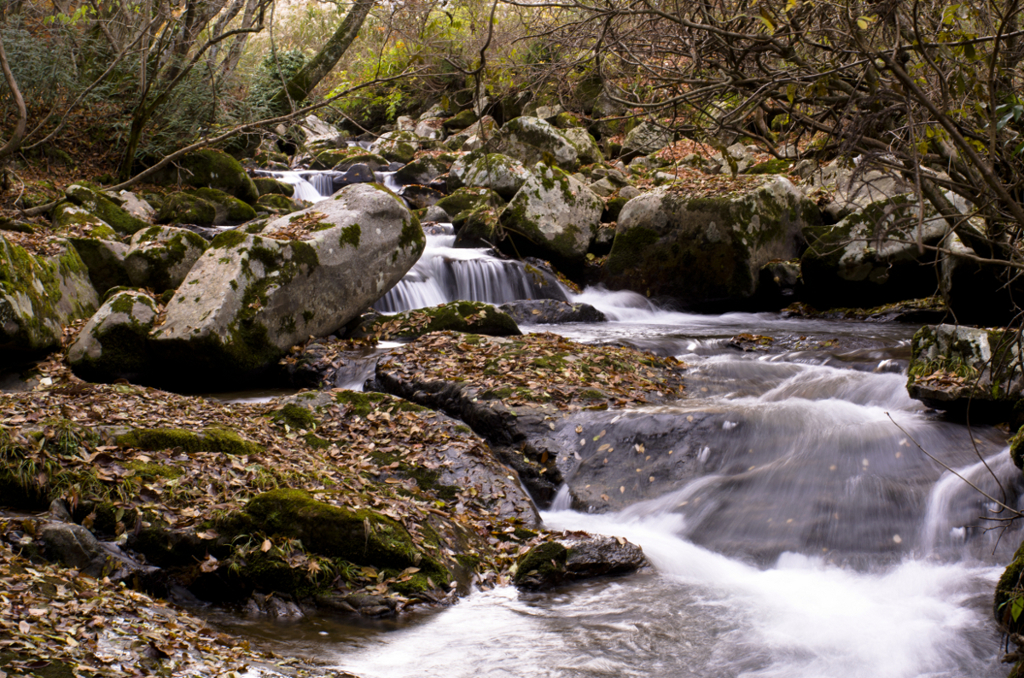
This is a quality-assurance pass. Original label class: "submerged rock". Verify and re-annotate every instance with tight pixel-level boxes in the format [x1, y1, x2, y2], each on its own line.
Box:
[149, 183, 424, 384]
[514, 533, 646, 590]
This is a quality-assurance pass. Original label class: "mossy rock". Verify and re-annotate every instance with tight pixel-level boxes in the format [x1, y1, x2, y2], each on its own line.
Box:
[115, 426, 264, 455]
[51, 202, 119, 240]
[332, 151, 390, 172]
[239, 489, 448, 579]
[452, 205, 502, 247]
[513, 541, 568, 587]
[156, 192, 217, 227]
[124, 225, 210, 293]
[997, 540, 1024, 636]
[253, 177, 295, 198]
[65, 237, 131, 296]
[68, 290, 158, 383]
[332, 391, 427, 417]
[187, 188, 257, 225]
[351, 301, 521, 340]
[270, 402, 319, 431]
[313, 148, 360, 171]
[747, 158, 793, 175]
[149, 148, 260, 204]
[370, 131, 420, 164]
[256, 193, 301, 215]
[63, 183, 150, 236]
[435, 187, 506, 222]
[443, 109, 478, 131]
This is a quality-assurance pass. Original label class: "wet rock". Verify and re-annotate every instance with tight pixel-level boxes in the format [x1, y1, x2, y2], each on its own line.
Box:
[604, 177, 818, 310]
[0, 237, 98, 360]
[499, 299, 606, 325]
[350, 301, 521, 340]
[394, 156, 452, 186]
[436, 187, 507, 224]
[398, 184, 445, 209]
[801, 196, 949, 309]
[906, 324, 1023, 419]
[449, 153, 531, 200]
[514, 533, 646, 590]
[423, 205, 451, 223]
[253, 177, 295, 198]
[331, 151, 390, 173]
[498, 162, 603, 270]
[38, 521, 155, 582]
[149, 183, 424, 384]
[68, 290, 159, 383]
[332, 163, 375, 189]
[124, 225, 210, 292]
[939, 227, 1024, 326]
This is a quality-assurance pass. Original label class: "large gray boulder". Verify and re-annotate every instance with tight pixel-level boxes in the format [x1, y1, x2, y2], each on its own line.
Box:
[370, 131, 421, 163]
[67, 237, 131, 295]
[498, 163, 603, 269]
[124, 225, 210, 293]
[51, 202, 119, 240]
[622, 121, 674, 155]
[0, 237, 98, 360]
[559, 127, 604, 166]
[494, 117, 581, 171]
[150, 148, 260, 205]
[604, 177, 818, 309]
[63, 183, 151, 236]
[450, 153, 531, 200]
[68, 290, 159, 383]
[800, 196, 948, 309]
[445, 115, 498, 151]
[149, 184, 425, 382]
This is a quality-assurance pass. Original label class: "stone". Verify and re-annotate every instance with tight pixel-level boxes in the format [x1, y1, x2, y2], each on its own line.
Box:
[534, 104, 564, 121]
[295, 114, 345, 150]
[449, 153, 531, 200]
[800, 196, 949, 309]
[63, 183, 150, 236]
[110, 190, 156, 222]
[68, 290, 159, 383]
[0, 237, 98, 360]
[498, 163, 604, 269]
[394, 156, 452, 186]
[332, 164, 375, 189]
[51, 202, 118, 240]
[398, 185, 445, 209]
[494, 116, 581, 170]
[331, 151, 390, 172]
[370, 131, 421, 164]
[38, 521, 154, 582]
[499, 299, 606, 325]
[623, 121, 674, 155]
[256, 194, 303, 215]
[804, 159, 912, 221]
[66, 237, 130, 296]
[186, 187, 257, 225]
[435, 187, 507, 223]
[906, 324, 1023, 419]
[156, 191, 217, 227]
[149, 183, 424, 384]
[423, 205, 451, 223]
[414, 118, 446, 141]
[149, 148, 260, 204]
[513, 534, 646, 590]
[444, 115, 497, 150]
[443, 109, 478, 131]
[124, 225, 210, 292]
[939, 227, 1024, 326]
[605, 177, 819, 310]
[350, 301, 521, 340]
[253, 177, 295, 198]
[559, 128, 604, 166]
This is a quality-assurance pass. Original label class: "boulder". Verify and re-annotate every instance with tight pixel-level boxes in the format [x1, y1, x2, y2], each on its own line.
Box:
[63, 183, 150, 236]
[0, 237, 98, 359]
[185, 188, 257, 225]
[604, 177, 818, 309]
[803, 160, 911, 221]
[156, 191, 217, 227]
[255, 194, 303, 215]
[513, 534, 646, 590]
[435, 187, 507, 222]
[150, 148, 260, 205]
[414, 118, 446, 141]
[622, 121, 674, 155]
[295, 114, 346, 151]
[394, 156, 453, 186]
[67, 237, 131, 295]
[332, 164, 375, 189]
[498, 163, 603, 270]
[370, 131, 421, 164]
[939, 227, 1024, 326]
[494, 116, 581, 171]
[38, 520, 155, 582]
[108, 190, 157, 222]
[124, 225, 210, 292]
[68, 290, 159, 383]
[906, 324, 1023, 419]
[331, 151, 390, 172]
[443, 109, 478, 131]
[449, 153, 531, 200]
[253, 177, 295, 198]
[559, 128, 604, 166]
[149, 183, 425, 383]
[445, 115, 498, 151]
[350, 301, 521, 340]
[800, 196, 948, 309]
[499, 299, 606, 325]
[51, 202, 119, 240]
[398, 185, 445, 209]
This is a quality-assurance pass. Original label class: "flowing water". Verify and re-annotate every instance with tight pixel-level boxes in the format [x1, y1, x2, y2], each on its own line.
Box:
[217, 198, 1022, 676]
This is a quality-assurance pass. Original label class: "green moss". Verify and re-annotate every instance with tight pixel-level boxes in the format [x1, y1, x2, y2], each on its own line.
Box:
[747, 158, 792, 175]
[339, 223, 361, 248]
[253, 177, 295, 198]
[997, 541, 1024, 634]
[272, 403, 318, 431]
[188, 187, 258, 223]
[240, 489, 448, 579]
[125, 461, 184, 479]
[115, 426, 263, 456]
[332, 391, 426, 417]
[513, 540, 567, 585]
[355, 301, 521, 340]
[605, 226, 660, 275]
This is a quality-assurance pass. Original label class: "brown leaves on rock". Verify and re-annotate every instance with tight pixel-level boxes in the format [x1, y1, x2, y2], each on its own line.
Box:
[379, 331, 687, 409]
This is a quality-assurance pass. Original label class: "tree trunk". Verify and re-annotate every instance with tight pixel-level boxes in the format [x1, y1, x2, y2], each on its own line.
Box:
[0, 33, 27, 163]
[268, 0, 375, 116]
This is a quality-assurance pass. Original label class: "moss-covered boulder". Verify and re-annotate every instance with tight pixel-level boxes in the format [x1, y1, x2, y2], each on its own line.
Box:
[435, 187, 507, 222]
[996, 540, 1024, 640]
[499, 299, 606, 325]
[394, 156, 452, 186]
[238, 489, 448, 580]
[452, 204, 502, 248]
[351, 301, 521, 340]
[149, 183, 425, 385]
[123, 225, 209, 293]
[186, 188, 257, 225]
[905, 324, 1023, 419]
[370, 131, 420, 164]
[604, 177, 818, 309]
[51, 202, 119, 240]
[68, 290, 159, 383]
[622, 120, 674, 155]
[559, 128, 603, 166]
[149, 148, 260, 205]
[67, 237, 131, 295]
[449, 153, 531, 200]
[514, 533, 646, 590]
[498, 163, 603, 270]
[0, 237, 98, 360]
[255, 193, 303, 215]
[116, 426, 264, 456]
[494, 116, 581, 171]
[63, 183, 150, 236]
[253, 177, 295, 198]
[156, 191, 217, 227]
[445, 115, 498, 151]
[800, 196, 949, 309]
[331, 150, 390, 173]
[443, 108, 478, 131]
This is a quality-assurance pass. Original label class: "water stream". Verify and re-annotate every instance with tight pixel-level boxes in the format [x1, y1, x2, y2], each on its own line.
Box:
[217, 193, 1021, 677]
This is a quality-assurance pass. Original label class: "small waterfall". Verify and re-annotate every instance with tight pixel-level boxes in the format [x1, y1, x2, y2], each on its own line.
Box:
[253, 170, 324, 202]
[374, 233, 570, 313]
[309, 172, 338, 197]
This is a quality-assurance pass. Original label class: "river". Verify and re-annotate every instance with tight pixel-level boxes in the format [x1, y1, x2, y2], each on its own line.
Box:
[214, 226, 1021, 677]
